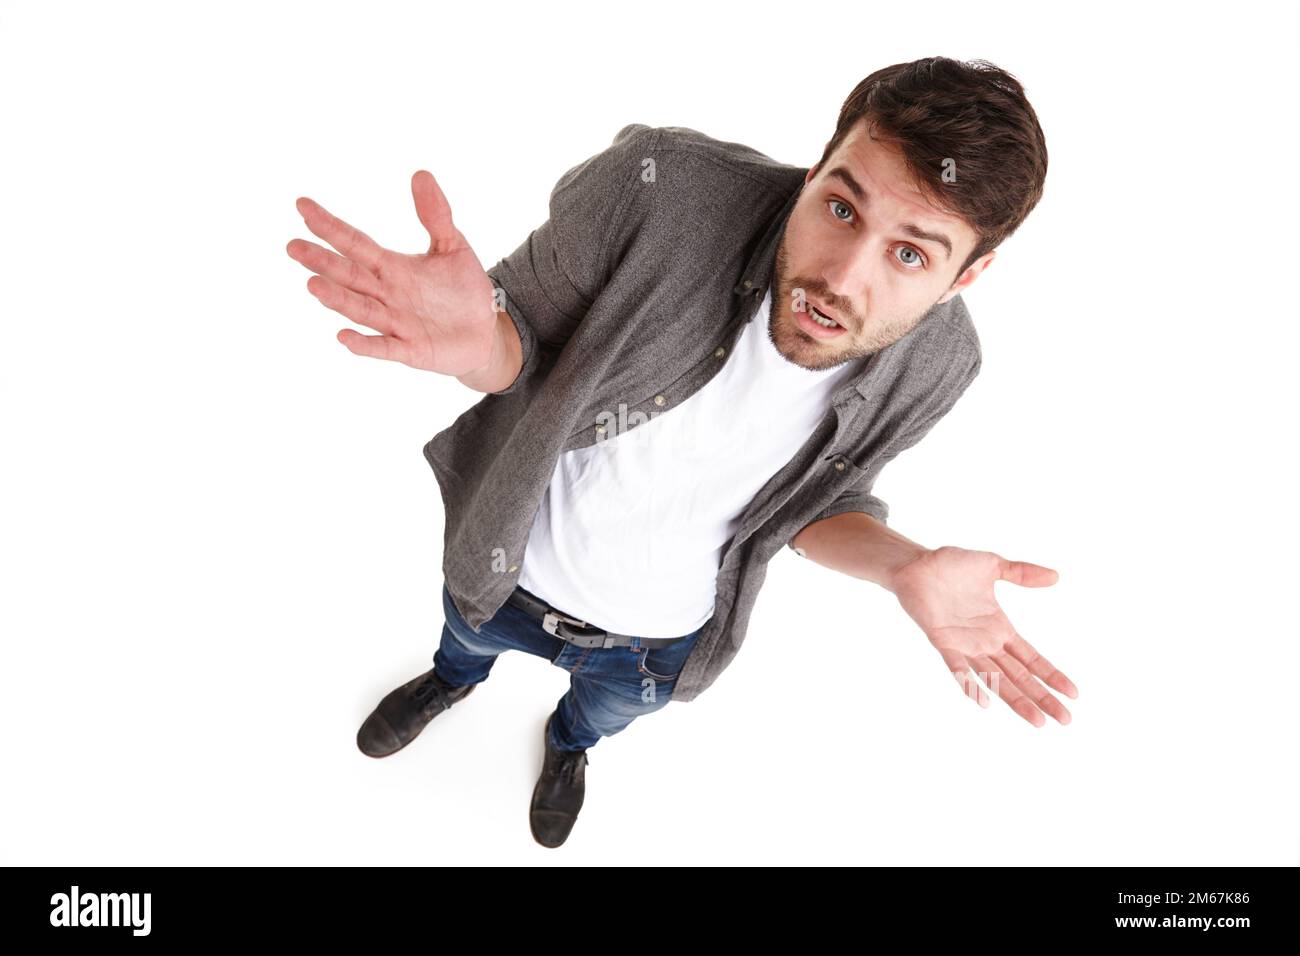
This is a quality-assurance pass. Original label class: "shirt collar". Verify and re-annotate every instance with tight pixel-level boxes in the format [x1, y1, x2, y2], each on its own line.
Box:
[732, 181, 802, 302]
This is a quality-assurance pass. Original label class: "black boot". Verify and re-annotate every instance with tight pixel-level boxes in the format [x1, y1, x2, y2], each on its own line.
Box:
[530, 712, 589, 848]
[356, 668, 476, 758]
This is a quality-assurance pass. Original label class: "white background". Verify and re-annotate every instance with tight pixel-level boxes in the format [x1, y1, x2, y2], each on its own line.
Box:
[3, 0, 1297, 865]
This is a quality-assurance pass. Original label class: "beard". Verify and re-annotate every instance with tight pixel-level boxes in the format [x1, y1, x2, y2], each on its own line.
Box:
[766, 236, 930, 371]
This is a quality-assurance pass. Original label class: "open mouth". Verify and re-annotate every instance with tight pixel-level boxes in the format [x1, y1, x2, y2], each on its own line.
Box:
[808, 306, 839, 328]
[794, 302, 848, 339]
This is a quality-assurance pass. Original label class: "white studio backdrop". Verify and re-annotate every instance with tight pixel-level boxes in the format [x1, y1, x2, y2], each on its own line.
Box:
[1, 0, 1297, 865]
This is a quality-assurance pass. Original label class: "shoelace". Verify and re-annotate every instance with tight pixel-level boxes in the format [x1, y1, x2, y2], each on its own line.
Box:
[555, 749, 589, 783]
[411, 674, 453, 716]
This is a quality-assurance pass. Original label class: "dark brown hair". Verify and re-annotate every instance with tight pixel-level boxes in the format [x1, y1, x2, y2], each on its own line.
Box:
[818, 57, 1048, 279]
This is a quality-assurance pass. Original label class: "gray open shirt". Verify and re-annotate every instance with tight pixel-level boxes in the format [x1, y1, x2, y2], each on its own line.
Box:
[422, 124, 981, 702]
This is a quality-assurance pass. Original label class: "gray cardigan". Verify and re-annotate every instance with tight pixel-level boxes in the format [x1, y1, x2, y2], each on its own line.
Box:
[422, 123, 981, 702]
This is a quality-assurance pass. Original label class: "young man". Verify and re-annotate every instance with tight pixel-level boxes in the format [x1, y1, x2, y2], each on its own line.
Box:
[287, 56, 1079, 848]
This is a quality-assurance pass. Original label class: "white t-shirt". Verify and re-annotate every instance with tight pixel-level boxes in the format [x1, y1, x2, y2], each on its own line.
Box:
[517, 284, 866, 637]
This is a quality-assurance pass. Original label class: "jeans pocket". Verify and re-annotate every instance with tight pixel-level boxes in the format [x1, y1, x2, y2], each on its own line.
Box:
[636, 637, 695, 682]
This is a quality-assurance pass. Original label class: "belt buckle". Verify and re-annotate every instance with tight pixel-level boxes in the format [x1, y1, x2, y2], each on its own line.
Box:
[542, 610, 588, 638]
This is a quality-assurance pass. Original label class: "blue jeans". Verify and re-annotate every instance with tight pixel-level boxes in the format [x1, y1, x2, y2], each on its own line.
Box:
[432, 581, 706, 753]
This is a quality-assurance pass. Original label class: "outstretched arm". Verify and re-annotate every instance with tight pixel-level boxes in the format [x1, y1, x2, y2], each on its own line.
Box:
[791, 511, 1078, 727]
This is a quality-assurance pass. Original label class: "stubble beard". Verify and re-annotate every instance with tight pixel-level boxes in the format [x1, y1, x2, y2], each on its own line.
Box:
[767, 236, 931, 371]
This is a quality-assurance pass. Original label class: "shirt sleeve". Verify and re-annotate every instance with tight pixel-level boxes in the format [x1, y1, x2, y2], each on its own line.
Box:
[485, 123, 660, 395]
[788, 347, 982, 553]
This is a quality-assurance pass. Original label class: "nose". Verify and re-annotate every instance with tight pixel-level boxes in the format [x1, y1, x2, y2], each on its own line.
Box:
[819, 242, 882, 325]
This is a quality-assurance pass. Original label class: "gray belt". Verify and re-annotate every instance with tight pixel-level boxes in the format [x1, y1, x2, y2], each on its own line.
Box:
[506, 586, 686, 649]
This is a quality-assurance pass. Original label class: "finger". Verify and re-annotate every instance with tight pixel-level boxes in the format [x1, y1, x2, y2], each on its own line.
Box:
[336, 328, 410, 364]
[992, 649, 1071, 725]
[411, 170, 462, 253]
[936, 647, 989, 708]
[998, 558, 1059, 588]
[969, 653, 1044, 727]
[286, 238, 383, 299]
[295, 196, 385, 273]
[1005, 631, 1079, 700]
[305, 274, 398, 337]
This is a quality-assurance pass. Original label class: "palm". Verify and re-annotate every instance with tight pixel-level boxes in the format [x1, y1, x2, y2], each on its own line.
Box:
[286, 171, 498, 376]
[891, 546, 1077, 727]
[375, 245, 497, 373]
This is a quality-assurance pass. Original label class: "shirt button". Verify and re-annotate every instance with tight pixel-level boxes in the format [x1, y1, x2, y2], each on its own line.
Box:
[507, 564, 518, 572]
[835, 460, 846, 471]
[595, 424, 606, 435]
[653, 394, 666, 406]
[714, 346, 726, 358]
[742, 279, 753, 289]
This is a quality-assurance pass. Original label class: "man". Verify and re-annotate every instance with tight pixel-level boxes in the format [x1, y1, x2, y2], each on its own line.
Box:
[286, 56, 1079, 848]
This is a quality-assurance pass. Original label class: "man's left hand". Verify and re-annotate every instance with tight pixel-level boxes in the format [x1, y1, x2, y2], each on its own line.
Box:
[890, 546, 1078, 727]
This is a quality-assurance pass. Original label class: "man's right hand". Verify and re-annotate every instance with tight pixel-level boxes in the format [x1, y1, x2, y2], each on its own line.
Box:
[287, 171, 518, 388]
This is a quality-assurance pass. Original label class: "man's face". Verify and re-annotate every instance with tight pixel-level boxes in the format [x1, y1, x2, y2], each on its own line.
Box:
[769, 122, 994, 370]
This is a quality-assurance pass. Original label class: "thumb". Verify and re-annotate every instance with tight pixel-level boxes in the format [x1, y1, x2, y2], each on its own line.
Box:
[998, 558, 1059, 587]
[411, 170, 457, 249]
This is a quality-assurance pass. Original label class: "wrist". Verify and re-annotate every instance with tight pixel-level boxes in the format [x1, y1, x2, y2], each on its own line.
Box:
[881, 542, 933, 593]
[456, 308, 513, 392]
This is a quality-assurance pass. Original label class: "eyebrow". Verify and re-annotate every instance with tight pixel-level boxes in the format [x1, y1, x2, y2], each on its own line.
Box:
[825, 166, 954, 260]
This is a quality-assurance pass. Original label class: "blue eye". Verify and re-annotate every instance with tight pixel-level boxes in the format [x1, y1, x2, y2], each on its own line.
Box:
[894, 245, 926, 270]
[829, 198, 927, 271]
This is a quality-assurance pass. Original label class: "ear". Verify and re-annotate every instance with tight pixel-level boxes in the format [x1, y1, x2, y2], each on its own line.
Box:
[936, 250, 996, 304]
[804, 163, 820, 185]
